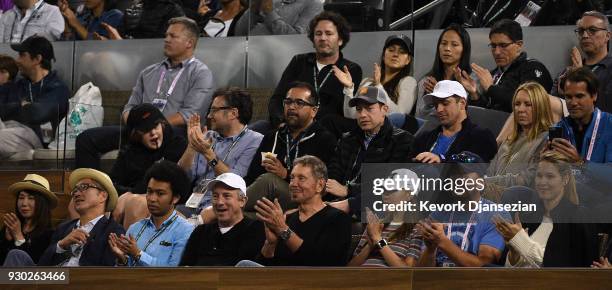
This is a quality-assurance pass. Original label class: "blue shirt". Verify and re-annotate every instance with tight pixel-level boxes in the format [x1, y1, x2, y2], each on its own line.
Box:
[431, 133, 457, 159]
[126, 210, 194, 267]
[190, 126, 263, 207]
[558, 108, 612, 163]
[76, 9, 123, 40]
[428, 199, 509, 267]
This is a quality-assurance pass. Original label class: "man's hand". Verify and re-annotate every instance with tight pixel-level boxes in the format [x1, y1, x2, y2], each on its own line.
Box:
[549, 138, 582, 163]
[108, 233, 127, 263]
[198, 0, 211, 15]
[187, 114, 214, 157]
[332, 65, 354, 89]
[116, 234, 141, 258]
[417, 220, 447, 248]
[254, 197, 287, 235]
[58, 228, 89, 250]
[261, 155, 288, 179]
[414, 152, 441, 164]
[454, 67, 478, 97]
[570, 46, 583, 69]
[100, 22, 122, 40]
[373, 63, 382, 86]
[471, 63, 494, 91]
[326, 179, 348, 198]
[58, 0, 77, 22]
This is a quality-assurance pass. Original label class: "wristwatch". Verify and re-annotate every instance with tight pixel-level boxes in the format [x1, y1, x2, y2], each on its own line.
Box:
[279, 228, 293, 241]
[208, 158, 219, 168]
[375, 239, 388, 250]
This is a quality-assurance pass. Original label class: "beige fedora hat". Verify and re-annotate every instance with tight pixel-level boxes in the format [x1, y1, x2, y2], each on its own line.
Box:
[8, 174, 58, 209]
[69, 168, 118, 212]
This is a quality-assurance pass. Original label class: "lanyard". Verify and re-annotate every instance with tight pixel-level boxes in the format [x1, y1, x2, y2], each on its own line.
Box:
[27, 79, 43, 102]
[156, 58, 194, 98]
[285, 133, 301, 172]
[447, 211, 476, 252]
[586, 110, 602, 161]
[135, 214, 178, 253]
[313, 65, 332, 94]
[9, 2, 44, 43]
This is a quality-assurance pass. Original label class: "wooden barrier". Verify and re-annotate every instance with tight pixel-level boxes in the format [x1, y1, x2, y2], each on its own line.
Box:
[2, 268, 612, 290]
[0, 170, 71, 226]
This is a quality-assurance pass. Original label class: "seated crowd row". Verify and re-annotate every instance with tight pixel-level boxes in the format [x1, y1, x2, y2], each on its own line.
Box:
[0, 11, 612, 268]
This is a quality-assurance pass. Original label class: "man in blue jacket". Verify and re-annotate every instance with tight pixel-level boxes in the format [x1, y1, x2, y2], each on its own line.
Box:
[0, 35, 70, 157]
[554, 67, 612, 163]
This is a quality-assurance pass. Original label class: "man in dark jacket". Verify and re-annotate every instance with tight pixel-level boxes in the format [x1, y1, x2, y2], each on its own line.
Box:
[1, 36, 69, 148]
[38, 168, 124, 266]
[266, 11, 362, 135]
[466, 19, 552, 113]
[327, 86, 414, 217]
[411, 80, 497, 163]
[121, 0, 185, 39]
[244, 81, 336, 214]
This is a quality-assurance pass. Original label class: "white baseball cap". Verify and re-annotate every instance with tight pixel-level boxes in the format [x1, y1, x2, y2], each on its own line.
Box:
[423, 80, 467, 106]
[386, 168, 420, 196]
[206, 173, 247, 197]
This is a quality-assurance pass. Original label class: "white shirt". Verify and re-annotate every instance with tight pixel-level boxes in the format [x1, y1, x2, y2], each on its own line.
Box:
[204, 18, 233, 38]
[0, 0, 64, 43]
[55, 215, 104, 267]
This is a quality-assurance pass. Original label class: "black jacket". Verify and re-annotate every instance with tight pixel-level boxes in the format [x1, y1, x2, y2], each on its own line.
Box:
[179, 217, 265, 266]
[328, 118, 414, 215]
[196, 8, 246, 37]
[269, 52, 362, 127]
[110, 125, 187, 195]
[0, 72, 70, 142]
[410, 117, 497, 162]
[244, 121, 336, 185]
[473, 52, 553, 113]
[0, 228, 54, 264]
[123, 0, 185, 39]
[522, 198, 598, 267]
[38, 217, 125, 266]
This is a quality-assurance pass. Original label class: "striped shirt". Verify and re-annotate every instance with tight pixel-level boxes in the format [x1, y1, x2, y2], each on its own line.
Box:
[353, 223, 422, 267]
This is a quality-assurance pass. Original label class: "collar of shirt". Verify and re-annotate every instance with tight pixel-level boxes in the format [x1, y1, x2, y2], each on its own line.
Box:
[12, 0, 44, 20]
[213, 126, 248, 142]
[75, 214, 105, 233]
[144, 210, 178, 230]
[162, 57, 193, 69]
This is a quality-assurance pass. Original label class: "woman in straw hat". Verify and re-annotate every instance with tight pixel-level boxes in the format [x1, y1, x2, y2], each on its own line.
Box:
[1, 174, 57, 264]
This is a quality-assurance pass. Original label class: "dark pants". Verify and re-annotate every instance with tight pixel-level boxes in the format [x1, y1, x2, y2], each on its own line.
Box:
[75, 125, 187, 169]
[3, 249, 36, 267]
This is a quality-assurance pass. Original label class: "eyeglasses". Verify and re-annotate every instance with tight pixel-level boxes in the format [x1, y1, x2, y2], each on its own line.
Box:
[70, 183, 103, 196]
[208, 106, 233, 114]
[488, 42, 515, 49]
[574, 27, 608, 37]
[283, 98, 315, 108]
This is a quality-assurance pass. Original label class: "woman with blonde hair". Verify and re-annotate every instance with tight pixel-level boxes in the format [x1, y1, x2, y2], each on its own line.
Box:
[494, 151, 597, 267]
[486, 82, 555, 188]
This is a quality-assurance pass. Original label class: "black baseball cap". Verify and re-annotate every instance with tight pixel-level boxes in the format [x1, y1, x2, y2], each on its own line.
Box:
[11, 35, 55, 62]
[126, 103, 167, 133]
[384, 34, 413, 55]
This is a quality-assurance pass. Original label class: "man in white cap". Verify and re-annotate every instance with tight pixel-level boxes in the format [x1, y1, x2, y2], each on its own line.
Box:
[410, 80, 497, 163]
[180, 172, 264, 266]
[38, 168, 124, 266]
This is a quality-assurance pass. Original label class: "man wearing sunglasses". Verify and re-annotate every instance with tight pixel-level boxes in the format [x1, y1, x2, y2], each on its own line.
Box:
[243, 81, 336, 215]
[38, 168, 124, 266]
[461, 19, 552, 113]
[552, 11, 612, 113]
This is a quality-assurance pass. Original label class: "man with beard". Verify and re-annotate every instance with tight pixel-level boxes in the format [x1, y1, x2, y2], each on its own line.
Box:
[264, 11, 362, 137]
[109, 161, 194, 267]
[410, 80, 497, 163]
[416, 152, 509, 267]
[243, 81, 336, 215]
[552, 11, 612, 113]
[75, 17, 214, 169]
[0, 0, 64, 42]
[177, 88, 263, 216]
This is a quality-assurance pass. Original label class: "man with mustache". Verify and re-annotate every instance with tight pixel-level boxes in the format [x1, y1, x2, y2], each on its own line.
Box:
[243, 81, 336, 215]
[552, 11, 612, 113]
[75, 17, 213, 170]
[0, 0, 64, 42]
[553, 67, 612, 163]
[264, 11, 362, 137]
[410, 80, 497, 164]
[109, 161, 194, 267]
